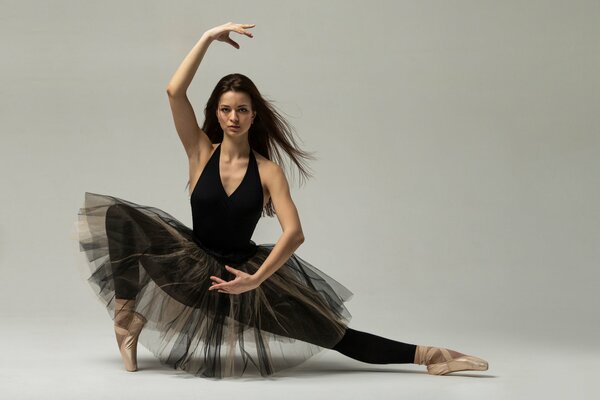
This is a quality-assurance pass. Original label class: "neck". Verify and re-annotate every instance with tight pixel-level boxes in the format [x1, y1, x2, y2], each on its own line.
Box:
[220, 137, 250, 160]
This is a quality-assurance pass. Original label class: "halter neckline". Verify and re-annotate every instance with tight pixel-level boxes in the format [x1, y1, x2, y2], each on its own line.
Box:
[216, 143, 255, 200]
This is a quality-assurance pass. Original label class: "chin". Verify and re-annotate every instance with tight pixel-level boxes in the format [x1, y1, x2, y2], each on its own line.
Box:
[227, 129, 248, 135]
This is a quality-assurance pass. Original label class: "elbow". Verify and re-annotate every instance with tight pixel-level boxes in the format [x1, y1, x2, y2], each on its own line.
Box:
[284, 230, 304, 246]
[166, 86, 183, 97]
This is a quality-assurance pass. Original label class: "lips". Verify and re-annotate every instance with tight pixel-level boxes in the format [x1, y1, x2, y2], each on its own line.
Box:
[229, 125, 240, 128]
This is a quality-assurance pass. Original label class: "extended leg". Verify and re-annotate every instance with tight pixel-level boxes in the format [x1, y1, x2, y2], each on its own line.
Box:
[330, 328, 417, 364]
[330, 328, 489, 375]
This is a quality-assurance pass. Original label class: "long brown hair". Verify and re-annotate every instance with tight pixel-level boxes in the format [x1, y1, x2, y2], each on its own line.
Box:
[186, 73, 316, 217]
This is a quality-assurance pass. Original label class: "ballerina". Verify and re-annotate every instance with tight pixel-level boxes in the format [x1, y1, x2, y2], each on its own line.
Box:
[75, 21, 488, 378]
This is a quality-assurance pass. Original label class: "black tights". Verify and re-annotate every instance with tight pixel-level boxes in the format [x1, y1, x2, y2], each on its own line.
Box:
[330, 328, 417, 364]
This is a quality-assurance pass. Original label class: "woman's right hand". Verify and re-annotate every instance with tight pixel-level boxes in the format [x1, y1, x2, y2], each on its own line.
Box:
[206, 22, 255, 49]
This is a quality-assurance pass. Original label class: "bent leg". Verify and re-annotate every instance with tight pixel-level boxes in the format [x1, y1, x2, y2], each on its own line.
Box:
[106, 204, 150, 300]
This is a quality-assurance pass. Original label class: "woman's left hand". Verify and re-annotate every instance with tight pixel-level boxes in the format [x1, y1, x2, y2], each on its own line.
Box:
[208, 265, 260, 295]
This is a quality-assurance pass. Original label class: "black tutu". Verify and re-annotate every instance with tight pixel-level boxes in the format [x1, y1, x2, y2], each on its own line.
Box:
[73, 191, 353, 378]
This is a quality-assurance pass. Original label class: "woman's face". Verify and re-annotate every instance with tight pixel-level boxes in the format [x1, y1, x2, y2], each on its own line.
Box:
[217, 91, 256, 136]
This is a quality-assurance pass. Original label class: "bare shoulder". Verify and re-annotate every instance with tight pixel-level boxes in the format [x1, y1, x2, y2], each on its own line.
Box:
[254, 151, 285, 182]
[253, 151, 290, 203]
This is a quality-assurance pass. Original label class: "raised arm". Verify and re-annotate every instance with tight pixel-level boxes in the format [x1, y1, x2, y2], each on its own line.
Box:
[165, 32, 214, 161]
[165, 23, 256, 162]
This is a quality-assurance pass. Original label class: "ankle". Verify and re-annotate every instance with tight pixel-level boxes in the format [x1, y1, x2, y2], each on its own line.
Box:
[414, 345, 429, 365]
[114, 298, 137, 326]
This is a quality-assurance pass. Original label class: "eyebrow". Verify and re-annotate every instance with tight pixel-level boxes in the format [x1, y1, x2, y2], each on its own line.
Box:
[219, 104, 249, 107]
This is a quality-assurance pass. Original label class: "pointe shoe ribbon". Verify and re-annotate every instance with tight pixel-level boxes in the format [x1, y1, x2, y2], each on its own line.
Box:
[414, 345, 488, 375]
[114, 311, 147, 372]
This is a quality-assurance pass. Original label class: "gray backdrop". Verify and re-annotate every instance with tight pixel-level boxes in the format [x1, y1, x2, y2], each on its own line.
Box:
[1, 0, 598, 399]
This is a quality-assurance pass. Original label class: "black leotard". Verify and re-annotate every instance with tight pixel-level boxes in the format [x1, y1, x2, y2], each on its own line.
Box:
[190, 143, 262, 266]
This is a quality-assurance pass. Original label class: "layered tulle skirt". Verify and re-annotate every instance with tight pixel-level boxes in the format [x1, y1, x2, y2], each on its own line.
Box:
[72, 192, 353, 379]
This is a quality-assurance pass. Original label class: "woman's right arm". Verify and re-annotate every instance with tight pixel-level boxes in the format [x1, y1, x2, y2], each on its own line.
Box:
[166, 30, 216, 97]
[165, 23, 255, 162]
[166, 32, 215, 161]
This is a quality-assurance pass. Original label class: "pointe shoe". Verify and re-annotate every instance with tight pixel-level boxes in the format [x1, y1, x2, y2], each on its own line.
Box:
[414, 345, 488, 375]
[114, 299, 147, 372]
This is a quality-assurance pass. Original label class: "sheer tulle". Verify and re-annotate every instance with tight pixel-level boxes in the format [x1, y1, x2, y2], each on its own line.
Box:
[72, 191, 353, 378]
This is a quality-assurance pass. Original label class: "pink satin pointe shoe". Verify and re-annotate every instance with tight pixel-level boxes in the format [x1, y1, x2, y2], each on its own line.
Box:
[414, 345, 488, 375]
[114, 299, 147, 372]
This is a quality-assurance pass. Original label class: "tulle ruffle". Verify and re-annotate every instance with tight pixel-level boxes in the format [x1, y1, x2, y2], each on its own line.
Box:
[72, 191, 353, 379]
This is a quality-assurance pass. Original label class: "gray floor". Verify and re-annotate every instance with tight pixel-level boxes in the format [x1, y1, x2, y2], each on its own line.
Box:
[3, 313, 598, 400]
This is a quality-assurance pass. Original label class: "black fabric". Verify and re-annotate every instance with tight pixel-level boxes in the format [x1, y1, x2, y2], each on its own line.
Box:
[190, 143, 262, 264]
[106, 203, 146, 300]
[331, 328, 417, 364]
